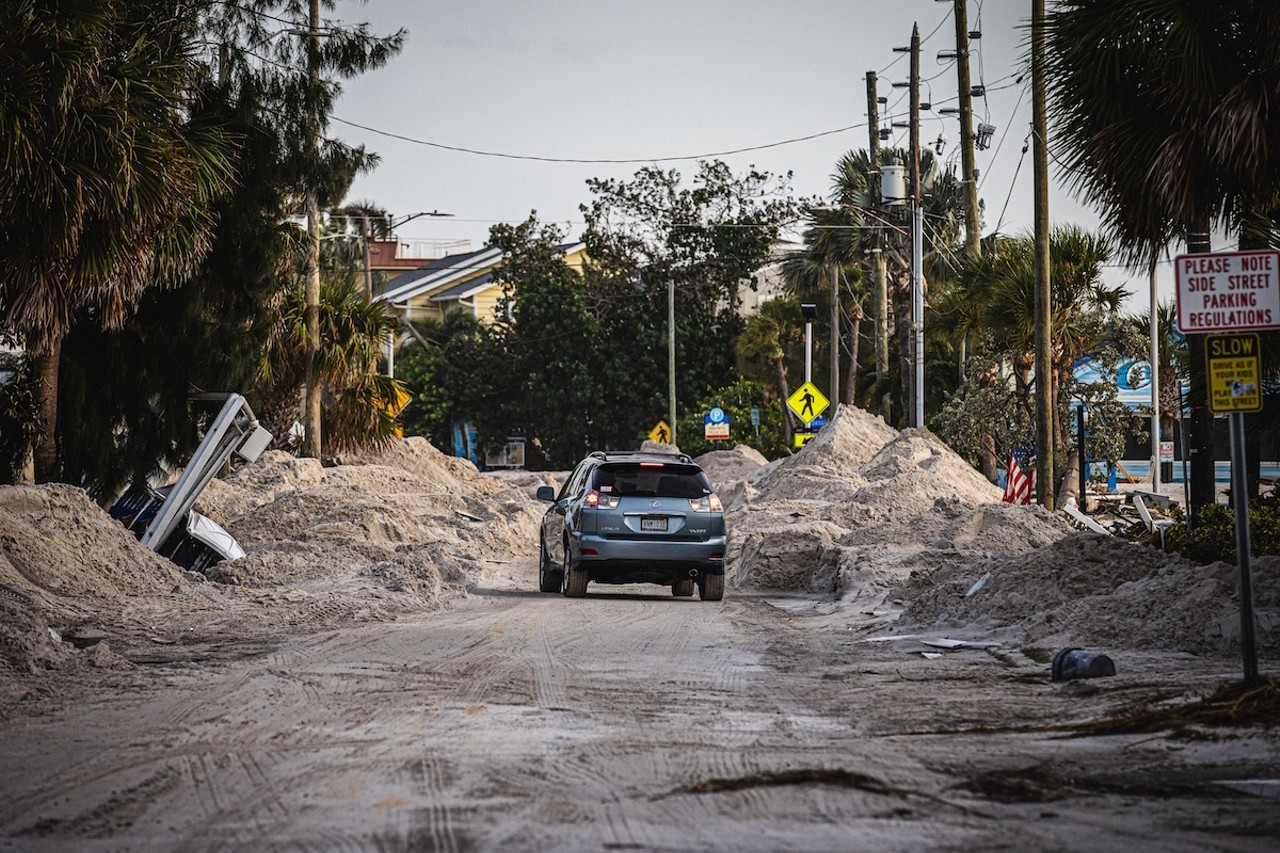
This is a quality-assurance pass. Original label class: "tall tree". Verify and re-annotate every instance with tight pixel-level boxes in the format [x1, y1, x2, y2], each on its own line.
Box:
[934, 226, 1136, 491]
[0, 0, 236, 482]
[1044, 0, 1280, 511]
[736, 298, 803, 442]
[582, 161, 799, 447]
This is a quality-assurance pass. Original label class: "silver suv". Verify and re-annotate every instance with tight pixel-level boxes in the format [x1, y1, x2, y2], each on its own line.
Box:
[535, 451, 726, 600]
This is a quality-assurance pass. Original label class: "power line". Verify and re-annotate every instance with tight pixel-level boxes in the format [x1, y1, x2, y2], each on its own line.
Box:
[330, 116, 868, 165]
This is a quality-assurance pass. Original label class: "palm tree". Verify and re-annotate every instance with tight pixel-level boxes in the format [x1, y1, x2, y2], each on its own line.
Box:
[737, 299, 802, 442]
[260, 274, 407, 454]
[0, 0, 235, 482]
[937, 226, 1132, 487]
[1044, 0, 1280, 510]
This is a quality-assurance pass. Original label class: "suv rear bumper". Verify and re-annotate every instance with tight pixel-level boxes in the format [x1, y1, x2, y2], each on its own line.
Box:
[570, 534, 725, 578]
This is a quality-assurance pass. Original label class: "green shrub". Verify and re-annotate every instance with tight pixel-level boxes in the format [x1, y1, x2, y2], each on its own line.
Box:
[1163, 488, 1280, 565]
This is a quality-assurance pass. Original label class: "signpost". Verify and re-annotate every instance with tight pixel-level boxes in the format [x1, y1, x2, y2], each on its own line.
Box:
[787, 382, 830, 449]
[703, 407, 730, 441]
[1175, 253, 1279, 687]
[787, 382, 830, 427]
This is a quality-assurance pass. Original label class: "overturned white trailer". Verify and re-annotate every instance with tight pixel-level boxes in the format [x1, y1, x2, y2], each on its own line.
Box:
[111, 393, 271, 572]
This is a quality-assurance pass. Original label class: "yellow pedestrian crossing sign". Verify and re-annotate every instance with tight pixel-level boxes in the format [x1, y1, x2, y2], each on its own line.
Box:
[648, 420, 672, 444]
[787, 382, 829, 426]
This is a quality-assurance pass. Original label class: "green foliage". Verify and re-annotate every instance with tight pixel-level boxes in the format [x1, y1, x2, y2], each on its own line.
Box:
[0, 331, 39, 484]
[674, 379, 791, 460]
[1163, 489, 1280, 565]
[260, 273, 406, 455]
[489, 217, 603, 468]
[396, 312, 503, 453]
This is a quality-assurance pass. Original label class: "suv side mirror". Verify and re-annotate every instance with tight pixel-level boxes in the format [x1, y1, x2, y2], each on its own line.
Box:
[535, 485, 556, 502]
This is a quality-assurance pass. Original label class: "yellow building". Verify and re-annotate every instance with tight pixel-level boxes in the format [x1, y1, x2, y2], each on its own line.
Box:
[378, 241, 588, 325]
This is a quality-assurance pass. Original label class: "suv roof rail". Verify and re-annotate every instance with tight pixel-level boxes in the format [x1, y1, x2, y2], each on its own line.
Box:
[590, 449, 694, 464]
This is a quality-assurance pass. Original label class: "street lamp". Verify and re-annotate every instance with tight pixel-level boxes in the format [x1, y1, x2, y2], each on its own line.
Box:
[801, 302, 817, 384]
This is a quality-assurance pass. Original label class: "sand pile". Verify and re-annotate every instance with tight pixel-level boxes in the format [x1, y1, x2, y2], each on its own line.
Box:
[713, 404, 1276, 657]
[0, 438, 544, 679]
[694, 444, 768, 491]
[725, 405, 1070, 601]
[0, 485, 181, 675]
[894, 535, 1280, 658]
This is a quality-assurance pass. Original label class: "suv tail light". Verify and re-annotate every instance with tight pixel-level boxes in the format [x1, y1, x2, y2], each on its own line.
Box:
[584, 490, 619, 510]
[688, 493, 723, 512]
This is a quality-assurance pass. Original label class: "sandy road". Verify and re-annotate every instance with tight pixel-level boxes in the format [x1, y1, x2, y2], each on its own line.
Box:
[1, 560, 1277, 852]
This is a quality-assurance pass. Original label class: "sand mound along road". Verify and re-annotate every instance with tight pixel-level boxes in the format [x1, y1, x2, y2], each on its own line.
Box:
[1, 405, 1275, 702]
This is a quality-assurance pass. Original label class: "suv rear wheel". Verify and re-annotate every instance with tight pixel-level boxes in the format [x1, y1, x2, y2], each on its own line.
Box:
[562, 548, 588, 598]
[672, 578, 695, 597]
[698, 574, 724, 602]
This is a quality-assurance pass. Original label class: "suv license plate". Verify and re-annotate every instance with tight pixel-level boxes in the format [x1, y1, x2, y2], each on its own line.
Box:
[641, 517, 668, 532]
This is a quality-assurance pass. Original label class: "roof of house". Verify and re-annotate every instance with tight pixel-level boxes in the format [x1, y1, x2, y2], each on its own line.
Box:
[378, 241, 586, 306]
[379, 245, 503, 305]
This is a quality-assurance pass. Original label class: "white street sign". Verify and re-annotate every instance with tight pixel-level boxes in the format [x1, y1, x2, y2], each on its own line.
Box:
[1174, 250, 1280, 333]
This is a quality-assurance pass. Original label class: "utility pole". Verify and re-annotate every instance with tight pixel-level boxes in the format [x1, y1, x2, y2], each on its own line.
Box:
[1032, 0, 1054, 508]
[302, 0, 323, 460]
[909, 23, 924, 429]
[953, 0, 981, 258]
[668, 278, 677, 448]
[829, 265, 839, 406]
[866, 71, 889, 386]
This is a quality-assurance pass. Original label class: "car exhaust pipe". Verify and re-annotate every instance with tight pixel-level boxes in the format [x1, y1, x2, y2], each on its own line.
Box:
[688, 569, 699, 577]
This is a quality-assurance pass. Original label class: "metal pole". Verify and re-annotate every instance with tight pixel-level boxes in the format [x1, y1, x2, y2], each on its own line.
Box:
[1149, 262, 1161, 493]
[1229, 412, 1259, 685]
[668, 278, 677, 447]
[804, 316, 813, 384]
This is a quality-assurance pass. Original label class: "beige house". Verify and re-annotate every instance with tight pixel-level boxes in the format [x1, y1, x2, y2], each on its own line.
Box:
[378, 241, 589, 325]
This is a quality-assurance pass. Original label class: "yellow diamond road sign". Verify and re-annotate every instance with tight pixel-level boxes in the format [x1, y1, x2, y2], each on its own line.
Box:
[648, 420, 672, 444]
[787, 382, 830, 426]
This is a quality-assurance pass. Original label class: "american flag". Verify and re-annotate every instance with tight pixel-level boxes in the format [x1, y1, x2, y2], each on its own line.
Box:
[1003, 453, 1033, 504]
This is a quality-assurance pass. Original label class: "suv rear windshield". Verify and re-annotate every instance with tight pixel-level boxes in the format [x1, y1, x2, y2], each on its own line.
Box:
[591, 463, 712, 500]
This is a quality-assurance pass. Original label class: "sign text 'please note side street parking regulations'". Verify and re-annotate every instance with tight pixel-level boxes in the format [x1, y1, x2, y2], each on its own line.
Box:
[1175, 250, 1280, 333]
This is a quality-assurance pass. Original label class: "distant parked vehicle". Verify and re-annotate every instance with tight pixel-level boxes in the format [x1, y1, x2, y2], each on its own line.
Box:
[536, 450, 726, 600]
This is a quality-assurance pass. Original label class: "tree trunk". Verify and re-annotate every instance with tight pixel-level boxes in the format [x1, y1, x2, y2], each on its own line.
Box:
[30, 332, 62, 484]
[774, 355, 793, 444]
[844, 306, 861, 406]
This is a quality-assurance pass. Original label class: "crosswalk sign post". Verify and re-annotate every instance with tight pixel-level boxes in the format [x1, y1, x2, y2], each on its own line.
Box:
[787, 382, 830, 427]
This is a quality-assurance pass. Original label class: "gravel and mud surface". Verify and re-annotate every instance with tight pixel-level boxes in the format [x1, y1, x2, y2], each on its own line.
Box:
[1, 405, 1276, 850]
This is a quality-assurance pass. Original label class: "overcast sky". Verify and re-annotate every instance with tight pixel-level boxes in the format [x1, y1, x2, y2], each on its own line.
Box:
[328, 0, 1171, 311]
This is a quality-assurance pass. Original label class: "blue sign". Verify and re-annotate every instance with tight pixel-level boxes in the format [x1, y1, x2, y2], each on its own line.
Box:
[707, 407, 727, 424]
[809, 416, 828, 429]
[750, 407, 760, 427]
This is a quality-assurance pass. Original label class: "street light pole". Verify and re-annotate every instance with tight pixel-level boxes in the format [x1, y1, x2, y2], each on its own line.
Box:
[801, 303, 816, 384]
[668, 278, 677, 447]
